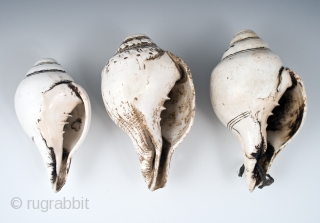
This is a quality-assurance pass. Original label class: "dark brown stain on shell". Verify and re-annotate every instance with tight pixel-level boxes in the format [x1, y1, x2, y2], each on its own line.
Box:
[146, 50, 165, 60]
[55, 148, 70, 192]
[45, 81, 83, 101]
[39, 133, 57, 186]
[71, 118, 82, 131]
[67, 83, 83, 101]
[267, 70, 305, 140]
[246, 144, 275, 189]
[47, 146, 57, 185]
[34, 61, 60, 67]
[40, 131, 71, 192]
[288, 105, 304, 138]
[122, 35, 150, 44]
[155, 137, 171, 189]
[44, 80, 72, 93]
[223, 47, 270, 60]
[26, 69, 66, 77]
[276, 66, 284, 92]
[105, 102, 158, 188]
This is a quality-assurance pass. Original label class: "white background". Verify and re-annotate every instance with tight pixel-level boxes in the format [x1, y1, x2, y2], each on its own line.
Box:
[1, 0, 319, 222]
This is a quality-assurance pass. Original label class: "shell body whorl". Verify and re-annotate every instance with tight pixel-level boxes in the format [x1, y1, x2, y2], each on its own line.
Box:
[15, 59, 91, 192]
[102, 35, 195, 191]
[211, 30, 307, 191]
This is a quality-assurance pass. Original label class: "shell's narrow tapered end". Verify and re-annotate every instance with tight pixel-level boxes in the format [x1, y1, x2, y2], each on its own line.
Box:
[102, 35, 195, 191]
[15, 59, 91, 192]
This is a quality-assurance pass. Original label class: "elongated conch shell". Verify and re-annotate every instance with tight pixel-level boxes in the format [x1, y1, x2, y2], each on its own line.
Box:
[101, 34, 195, 191]
[210, 30, 307, 192]
[15, 59, 91, 192]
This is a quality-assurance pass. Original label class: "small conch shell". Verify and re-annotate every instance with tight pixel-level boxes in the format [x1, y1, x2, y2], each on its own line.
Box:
[210, 30, 307, 191]
[101, 34, 195, 191]
[15, 59, 91, 192]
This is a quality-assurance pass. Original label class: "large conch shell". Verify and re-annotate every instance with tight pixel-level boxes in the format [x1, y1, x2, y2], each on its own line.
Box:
[210, 30, 307, 192]
[15, 59, 91, 192]
[101, 34, 195, 191]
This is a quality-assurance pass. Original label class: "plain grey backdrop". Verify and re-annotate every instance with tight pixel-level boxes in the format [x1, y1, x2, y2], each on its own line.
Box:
[1, 0, 319, 222]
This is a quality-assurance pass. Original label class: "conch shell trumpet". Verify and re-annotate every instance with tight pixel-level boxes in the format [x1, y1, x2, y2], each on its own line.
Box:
[101, 34, 195, 191]
[210, 30, 307, 191]
[15, 59, 91, 192]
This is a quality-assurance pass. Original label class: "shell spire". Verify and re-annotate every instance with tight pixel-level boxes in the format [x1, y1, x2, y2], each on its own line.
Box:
[222, 29, 270, 60]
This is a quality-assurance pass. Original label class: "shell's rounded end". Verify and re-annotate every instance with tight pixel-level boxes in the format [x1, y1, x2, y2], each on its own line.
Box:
[26, 58, 65, 77]
[123, 34, 151, 42]
[33, 58, 58, 66]
[222, 29, 270, 60]
[230, 29, 258, 45]
[117, 34, 157, 53]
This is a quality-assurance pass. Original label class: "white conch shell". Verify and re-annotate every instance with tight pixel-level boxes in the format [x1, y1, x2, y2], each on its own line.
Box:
[15, 59, 91, 192]
[101, 34, 195, 191]
[210, 30, 307, 192]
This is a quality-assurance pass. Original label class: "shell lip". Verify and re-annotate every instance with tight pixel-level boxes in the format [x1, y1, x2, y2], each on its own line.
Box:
[265, 68, 307, 170]
[40, 78, 90, 193]
[237, 68, 307, 192]
[148, 53, 196, 191]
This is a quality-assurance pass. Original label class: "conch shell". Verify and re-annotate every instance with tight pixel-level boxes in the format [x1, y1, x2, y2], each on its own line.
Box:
[101, 34, 195, 191]
[15, 58, 91, 192]
[210, 30, 307, 191]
